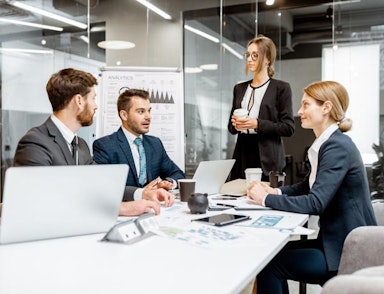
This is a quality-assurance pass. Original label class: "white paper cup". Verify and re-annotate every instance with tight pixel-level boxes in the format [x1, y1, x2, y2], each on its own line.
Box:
[245, 168, 263, 187]
[233, 108, 248, 118]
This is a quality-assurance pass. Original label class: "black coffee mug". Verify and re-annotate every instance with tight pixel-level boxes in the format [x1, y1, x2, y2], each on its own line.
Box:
[269, 171, 286, 188]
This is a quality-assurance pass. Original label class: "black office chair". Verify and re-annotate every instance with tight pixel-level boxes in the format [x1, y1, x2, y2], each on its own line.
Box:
[295, 146, 310, 182]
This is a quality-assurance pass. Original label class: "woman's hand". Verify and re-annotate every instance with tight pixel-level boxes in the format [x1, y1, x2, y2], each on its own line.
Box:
[231, 115, 258, 131]
[247, 181, 278, 205]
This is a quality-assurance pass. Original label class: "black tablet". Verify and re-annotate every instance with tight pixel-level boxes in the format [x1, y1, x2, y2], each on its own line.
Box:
[191, 213, 251, 227]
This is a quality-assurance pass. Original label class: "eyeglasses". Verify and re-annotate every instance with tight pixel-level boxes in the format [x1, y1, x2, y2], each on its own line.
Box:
[244, 52, 259, 61]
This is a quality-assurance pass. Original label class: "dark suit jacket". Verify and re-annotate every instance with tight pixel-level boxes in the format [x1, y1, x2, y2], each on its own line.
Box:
[13, 117, 93, 166]
[93, 127, 185, 201]
[228, 78, 295, 174]
[265, 129, 377, 271]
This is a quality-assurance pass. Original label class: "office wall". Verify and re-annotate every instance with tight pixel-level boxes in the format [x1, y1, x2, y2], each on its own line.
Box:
[1, 43, 104, 161]
[94, 0, 182, 67]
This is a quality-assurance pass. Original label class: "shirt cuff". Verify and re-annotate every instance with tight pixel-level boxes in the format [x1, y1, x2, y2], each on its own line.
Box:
[262, 195, 267, 207]
[166, 177, 177, 190]
[133, 188, 144, 200]
[262, 189, 281, 206]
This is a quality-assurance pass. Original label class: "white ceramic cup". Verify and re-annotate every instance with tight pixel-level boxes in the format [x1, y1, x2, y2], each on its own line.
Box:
[245, 168, 263, 187]
[233, 108, 248, 118]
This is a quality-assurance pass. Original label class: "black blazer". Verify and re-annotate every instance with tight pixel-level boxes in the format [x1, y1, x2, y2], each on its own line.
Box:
[266, 129, 377, 271]
[228, 78, 295, 173]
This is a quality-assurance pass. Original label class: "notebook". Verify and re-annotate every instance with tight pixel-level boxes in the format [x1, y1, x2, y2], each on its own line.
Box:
[193, 159, 235, 195]
[0, 164, 129, 244]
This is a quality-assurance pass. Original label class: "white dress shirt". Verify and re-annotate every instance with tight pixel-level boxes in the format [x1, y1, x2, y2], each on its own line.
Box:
[121, 127, 144, 200]
[307, 123, 338, 188]
[50, 114, 77, 153]
[240, 80, 270, 134]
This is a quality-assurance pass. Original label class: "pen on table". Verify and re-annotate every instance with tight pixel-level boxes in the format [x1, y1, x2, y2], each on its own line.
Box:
[216, 203, 237, 208]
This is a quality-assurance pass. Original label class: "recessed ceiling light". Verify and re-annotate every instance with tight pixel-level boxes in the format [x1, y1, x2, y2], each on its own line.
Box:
[97, 41, 136, 50]
[0, 48, 53, 54]
[10, 1, 87, 29]
[200, 64, 218, 70]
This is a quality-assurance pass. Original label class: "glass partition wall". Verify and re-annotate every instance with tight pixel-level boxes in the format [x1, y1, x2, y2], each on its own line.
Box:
[1, 0, 384, 199]
[183, 0, 384, 183]
[0, 0, 104, 201]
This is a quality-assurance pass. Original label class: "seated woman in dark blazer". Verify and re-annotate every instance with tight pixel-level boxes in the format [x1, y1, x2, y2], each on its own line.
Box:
[247, 80, 377, 293]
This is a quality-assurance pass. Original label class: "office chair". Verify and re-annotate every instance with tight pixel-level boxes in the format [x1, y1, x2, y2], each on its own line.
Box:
[321, 226, 384, 293]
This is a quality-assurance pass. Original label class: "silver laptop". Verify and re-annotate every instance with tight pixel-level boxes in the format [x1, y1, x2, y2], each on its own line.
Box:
[0, 164, 128, 244]
[193, 159, 235, 195]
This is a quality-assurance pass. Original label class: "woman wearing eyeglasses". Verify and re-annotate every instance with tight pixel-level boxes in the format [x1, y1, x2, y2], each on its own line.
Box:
[228, 35, 295, 181]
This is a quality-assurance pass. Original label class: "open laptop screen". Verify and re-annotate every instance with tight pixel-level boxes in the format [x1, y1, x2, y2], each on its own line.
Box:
[0, 164, 128, 244]
[192, 159, 235, 195]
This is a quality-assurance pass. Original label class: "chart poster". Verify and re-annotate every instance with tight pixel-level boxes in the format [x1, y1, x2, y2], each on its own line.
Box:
[98, 67, 185, 170]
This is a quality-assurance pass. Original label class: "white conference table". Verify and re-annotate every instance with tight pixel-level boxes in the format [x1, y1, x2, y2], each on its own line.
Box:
[0, 201, 308, 294]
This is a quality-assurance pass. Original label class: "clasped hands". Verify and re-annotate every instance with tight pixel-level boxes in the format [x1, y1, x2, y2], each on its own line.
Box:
[120, 177, 175, 217]
[247, 181, 279, 205]
[231, 115, 258, 131]
[142, 177, 175, 208]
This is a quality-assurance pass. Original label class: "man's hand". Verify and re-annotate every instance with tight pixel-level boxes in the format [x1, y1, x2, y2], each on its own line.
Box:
[156, 179, 174, 190]
[119, 199, 160, 216]
[142, 178, 175, 207]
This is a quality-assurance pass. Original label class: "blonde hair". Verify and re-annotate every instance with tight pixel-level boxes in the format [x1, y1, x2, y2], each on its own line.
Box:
[245, 34, 276, 77]
[303, 81, 352, 132]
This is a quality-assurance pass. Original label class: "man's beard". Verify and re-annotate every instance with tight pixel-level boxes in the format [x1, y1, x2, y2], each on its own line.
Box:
[77, 104, 94, 127]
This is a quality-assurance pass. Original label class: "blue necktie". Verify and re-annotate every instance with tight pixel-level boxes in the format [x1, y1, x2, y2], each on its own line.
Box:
[134, 137, 147, 186]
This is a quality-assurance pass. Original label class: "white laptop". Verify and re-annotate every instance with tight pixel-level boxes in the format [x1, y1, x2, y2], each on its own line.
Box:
[192, 159, 235, 195]
[0, 164, 128, 244]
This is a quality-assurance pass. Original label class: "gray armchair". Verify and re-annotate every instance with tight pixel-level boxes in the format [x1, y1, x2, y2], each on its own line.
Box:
[321, 226, 384, 293]
[321, 265, 384, 294]
[372, 199, 384, 225]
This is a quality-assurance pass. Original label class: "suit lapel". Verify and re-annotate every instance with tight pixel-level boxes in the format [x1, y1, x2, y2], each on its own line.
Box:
[236, 80, 251, 108]
[117, 128, 139, 185]
[45, 118, 74, 165]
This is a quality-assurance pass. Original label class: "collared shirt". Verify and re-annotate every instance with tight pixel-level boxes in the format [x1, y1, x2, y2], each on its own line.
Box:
[50, 114, 77, 153]
[121, 127, 144, 200]
[121, 127, 142, 175]
[307, 123, 338, 188]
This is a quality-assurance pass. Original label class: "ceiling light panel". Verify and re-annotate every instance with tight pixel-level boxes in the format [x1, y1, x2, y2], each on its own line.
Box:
[9, 1, 87, 29]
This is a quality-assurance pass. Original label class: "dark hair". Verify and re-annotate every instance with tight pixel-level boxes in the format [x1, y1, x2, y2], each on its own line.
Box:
[117, 88, 150, 114]
[46, 68, 98, 112]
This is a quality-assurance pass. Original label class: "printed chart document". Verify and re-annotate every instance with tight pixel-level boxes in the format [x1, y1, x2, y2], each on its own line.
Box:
[237, 213, 315, 236]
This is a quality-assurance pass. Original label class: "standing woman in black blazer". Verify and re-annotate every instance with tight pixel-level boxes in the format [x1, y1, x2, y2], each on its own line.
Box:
[248, 80, 377, 293]
[228, 35, 295, 181]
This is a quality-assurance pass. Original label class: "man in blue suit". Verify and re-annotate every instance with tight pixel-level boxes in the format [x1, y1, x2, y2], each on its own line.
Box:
[93, 88, 185, 203]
